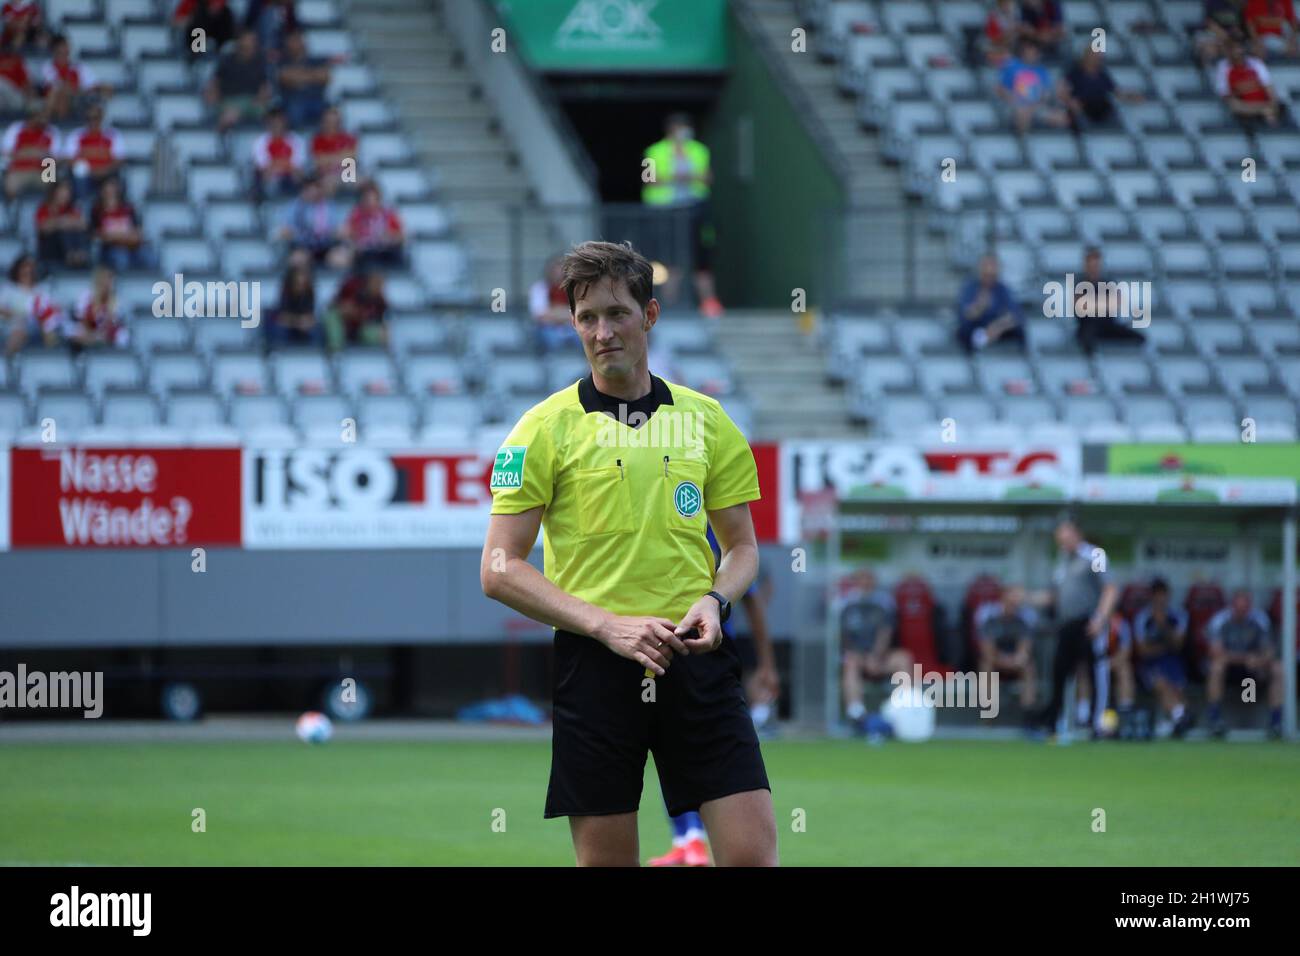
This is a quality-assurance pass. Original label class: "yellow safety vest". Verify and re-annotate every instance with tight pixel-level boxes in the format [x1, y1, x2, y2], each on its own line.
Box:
[642, 137, 710, 205]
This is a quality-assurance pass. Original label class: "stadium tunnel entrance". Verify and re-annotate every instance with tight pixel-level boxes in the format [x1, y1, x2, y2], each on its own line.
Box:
[545, 73, 723, 306]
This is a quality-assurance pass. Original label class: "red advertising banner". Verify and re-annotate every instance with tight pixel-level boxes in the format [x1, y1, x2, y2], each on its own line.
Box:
[9, 447, 242, 548]
[751, 441, 778, 544]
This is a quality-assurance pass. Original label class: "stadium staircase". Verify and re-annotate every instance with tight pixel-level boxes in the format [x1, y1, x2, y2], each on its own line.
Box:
[715, 311, 858, 439]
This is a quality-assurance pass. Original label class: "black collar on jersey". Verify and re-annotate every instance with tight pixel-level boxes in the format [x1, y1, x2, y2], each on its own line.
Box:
[578, 372, 673, 428]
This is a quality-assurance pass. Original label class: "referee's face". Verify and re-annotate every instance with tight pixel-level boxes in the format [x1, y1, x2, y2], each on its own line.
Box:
[572, 277, 658, 383]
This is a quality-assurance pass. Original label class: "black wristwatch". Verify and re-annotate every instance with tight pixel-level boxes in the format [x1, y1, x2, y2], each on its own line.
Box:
[706, 590, 731, 624]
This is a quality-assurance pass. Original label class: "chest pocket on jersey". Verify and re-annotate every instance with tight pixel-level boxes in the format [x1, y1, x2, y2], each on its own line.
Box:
[662, 458, 708, 532]
[575, 464, 635, 536]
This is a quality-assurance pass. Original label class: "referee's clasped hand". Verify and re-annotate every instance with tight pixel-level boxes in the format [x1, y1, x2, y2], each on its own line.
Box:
[593, 614, 690, 677]
[675, 598, 724, 654]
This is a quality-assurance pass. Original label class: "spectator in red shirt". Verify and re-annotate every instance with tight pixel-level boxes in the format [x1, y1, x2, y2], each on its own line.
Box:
[1, 0, 46, 50]
[1245, 0, 1299, 57]
[91, 177, 155, 272]
[310, 105, 357, 194]
[344, 181, 404, 268]
[252, 106, 305, 201]
[62, 101, 123, 202]
[983, 0, 1020, 66]
[0, 34, 32, 111]
[1215, 40, 1284, 126]
[324, 269, 388, 350]
[35, 180, 89, 268]
[1, 103, 56, 198]
[41, 34, 108, 121]
[66, 266, 127, 351]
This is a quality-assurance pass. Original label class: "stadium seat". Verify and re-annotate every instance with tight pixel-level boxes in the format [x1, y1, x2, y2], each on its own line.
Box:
[101, 390, 161, 428]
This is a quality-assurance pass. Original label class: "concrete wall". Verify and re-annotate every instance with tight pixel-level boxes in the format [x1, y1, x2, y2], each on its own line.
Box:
[706, 1, 846, 308]
[0, 544, 799, 649]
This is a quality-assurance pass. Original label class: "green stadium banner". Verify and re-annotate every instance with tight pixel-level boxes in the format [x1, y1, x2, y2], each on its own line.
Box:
[493, 0, 728, 72]
[1099, 443, 1300, 486]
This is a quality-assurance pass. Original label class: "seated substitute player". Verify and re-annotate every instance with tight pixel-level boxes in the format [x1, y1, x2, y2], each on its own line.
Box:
[840, 568, 912, 732]
[1131, 577, 1193, 738]
[974, 585, 1039, 715]
[481, 240, 777, 867]
[1205, 589, 1285, 738]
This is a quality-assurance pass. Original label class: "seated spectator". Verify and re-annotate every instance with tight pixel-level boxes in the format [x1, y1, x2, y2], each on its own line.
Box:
[956, 254, 1026, 352]
[531, 256, 573, 353]
[245, 0, 299, 61]
[35, 180, 89, 268]
[40, 34, 108, 121]
[997, 39, 1069, 132]
[1059, 48, 1143, 131]
[1215, 40, 1284, 128]
[276, 176, 351, 269]
[1, 103, 56, 198]
[1074, 246, 1146, 353]
[91, 177, 155, 271]
[182, 0, 236, 60]
[65, 265, 127, 351]
[277, 30, 330, 130]
[252, 106, 305, 201]
[0, 253, 62, 353]
[1017, 0, 1065, 59]
[1, 0, 46, 50]
[1245, 0, 1299, 57]
[1132, 578, 1194, 738]
[0, 35, 33, 112]
[344, 181, 405, 268]
[838, 568, 913, 733]
[1198, 0, 1247, 65]
[975, 586, 1039, 715]
[983, 0, 1021, 66]
[266, 261, 321, 348]
[1205, 589, 1284, 737]
[205, 28, 271, 134]
[324, 269, 388, 350]
[310, 105, 357, 193]
[62, 101, 123, 202]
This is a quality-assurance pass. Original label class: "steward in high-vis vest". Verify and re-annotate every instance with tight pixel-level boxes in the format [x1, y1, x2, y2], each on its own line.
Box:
[640, 113, 724, 318]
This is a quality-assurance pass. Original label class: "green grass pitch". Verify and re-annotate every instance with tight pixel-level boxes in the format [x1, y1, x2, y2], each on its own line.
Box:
[1, 738, 1296, 865]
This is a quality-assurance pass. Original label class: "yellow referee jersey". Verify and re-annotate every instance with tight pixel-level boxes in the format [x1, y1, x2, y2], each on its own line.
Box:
[489, 373, 760, 623]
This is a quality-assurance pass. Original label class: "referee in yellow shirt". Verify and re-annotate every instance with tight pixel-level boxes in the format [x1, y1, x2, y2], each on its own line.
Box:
[480, 240, 777, 867]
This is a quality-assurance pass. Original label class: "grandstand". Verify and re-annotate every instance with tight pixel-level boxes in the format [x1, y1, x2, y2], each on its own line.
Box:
[763, 0, 1300, 443]
[0, 0, 750, 446]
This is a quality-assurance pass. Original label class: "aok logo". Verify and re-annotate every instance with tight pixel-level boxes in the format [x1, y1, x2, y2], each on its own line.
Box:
[674, 480, 702, 518]
[556, 0, 663, 47]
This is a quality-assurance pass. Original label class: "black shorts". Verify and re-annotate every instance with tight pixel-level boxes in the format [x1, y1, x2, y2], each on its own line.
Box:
[544, 629, 770, 819]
